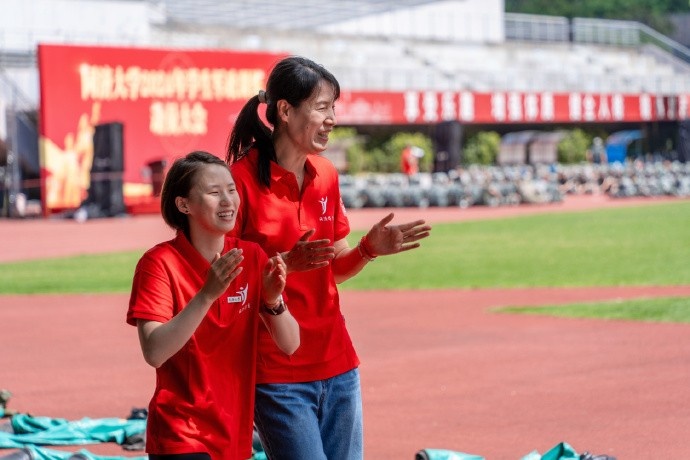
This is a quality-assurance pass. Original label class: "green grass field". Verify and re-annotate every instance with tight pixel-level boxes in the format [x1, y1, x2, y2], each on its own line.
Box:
[496, 296, 690, 323]
[1, 201, 688, 322]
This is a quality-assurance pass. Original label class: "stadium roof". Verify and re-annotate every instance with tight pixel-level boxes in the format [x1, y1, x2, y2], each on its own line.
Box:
[150, 0, 441, 30]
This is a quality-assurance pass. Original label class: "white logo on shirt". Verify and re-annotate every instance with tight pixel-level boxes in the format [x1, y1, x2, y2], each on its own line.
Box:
[227, 284, 248, 305]
[318, 196, 328, 215]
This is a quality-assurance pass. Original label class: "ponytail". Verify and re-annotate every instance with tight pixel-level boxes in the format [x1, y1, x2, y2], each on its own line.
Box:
[226, 95, 276, 188]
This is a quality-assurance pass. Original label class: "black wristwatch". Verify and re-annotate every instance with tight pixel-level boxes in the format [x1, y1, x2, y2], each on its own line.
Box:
[261, 296, 287, 316]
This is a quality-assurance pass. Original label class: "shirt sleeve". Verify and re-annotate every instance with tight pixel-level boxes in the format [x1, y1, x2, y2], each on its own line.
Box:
[126, 251, 175, 326]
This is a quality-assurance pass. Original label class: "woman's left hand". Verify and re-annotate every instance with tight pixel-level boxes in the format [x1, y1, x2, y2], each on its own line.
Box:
[262, 253, 287, 305]
[365, 213, 432, 257]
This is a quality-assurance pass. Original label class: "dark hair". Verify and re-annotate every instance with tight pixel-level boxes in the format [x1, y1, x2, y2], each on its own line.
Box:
[160, 150, 228, 236]
[226, 55, 340, 187]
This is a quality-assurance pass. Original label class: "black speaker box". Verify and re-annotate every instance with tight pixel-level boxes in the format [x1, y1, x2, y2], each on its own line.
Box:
[84, 176, 125, 217]
[433, 121, 462, 172]
[78, 122, 125, 218]
[92, 122, 124, 172]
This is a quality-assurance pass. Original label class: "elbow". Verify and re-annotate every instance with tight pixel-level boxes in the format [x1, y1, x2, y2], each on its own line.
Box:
[283, 337, 301, 356]
[278, 334, 300, 356]
[142, 349, 166, 369]
[277, 331, 300, 356]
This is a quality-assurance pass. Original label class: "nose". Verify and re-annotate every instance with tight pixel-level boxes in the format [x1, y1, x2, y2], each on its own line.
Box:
[325, 107, 337, 125]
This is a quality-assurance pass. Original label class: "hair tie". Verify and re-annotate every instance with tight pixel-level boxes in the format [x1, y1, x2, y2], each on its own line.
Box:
[258, 90, 268, 104]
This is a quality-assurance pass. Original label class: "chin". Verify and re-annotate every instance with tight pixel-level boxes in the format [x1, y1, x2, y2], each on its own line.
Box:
[219, 221, 236, 233]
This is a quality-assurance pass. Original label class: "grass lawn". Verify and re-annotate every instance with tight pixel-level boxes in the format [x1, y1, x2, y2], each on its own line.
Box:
[496, 296, 690, 323]
[0, 200, 688, 298]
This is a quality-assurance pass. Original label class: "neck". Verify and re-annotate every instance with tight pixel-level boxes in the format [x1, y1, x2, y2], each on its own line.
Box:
[274, 136, 307, 177]
[188, 228, 225, 262]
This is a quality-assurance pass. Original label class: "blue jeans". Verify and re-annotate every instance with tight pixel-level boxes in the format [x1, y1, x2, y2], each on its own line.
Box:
[254, 368, 363, 460]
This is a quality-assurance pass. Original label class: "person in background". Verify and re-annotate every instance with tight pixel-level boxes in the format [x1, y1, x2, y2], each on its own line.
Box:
[127, 151, 300, 460]
[226, 56, 431, 460]
[586, 136, 607, 164]
[400, 143, 420, 176]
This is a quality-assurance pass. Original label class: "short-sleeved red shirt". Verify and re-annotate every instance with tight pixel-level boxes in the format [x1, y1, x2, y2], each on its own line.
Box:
[127, 232, 266, 459]
[230, 149, 360, 383]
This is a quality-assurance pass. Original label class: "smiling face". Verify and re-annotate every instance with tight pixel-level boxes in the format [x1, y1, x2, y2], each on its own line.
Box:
[281, 80, 337, 155]
[176, 163, 239, 239]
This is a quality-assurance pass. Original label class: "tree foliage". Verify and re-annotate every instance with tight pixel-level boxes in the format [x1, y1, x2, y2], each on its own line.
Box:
[463, 131, 501, 165]
[332, 128, 434, 174]
[557, 129, 591, 163]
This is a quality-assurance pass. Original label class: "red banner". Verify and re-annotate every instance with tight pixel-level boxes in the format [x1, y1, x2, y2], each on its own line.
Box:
[38, 43, 286, 212]
[337, 90, 690, 125]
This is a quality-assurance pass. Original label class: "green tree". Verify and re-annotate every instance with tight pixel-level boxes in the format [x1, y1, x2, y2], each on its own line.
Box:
[557, 129, 591, 163]
[463, 131, 501, 165]
[329, 127, 367, 174]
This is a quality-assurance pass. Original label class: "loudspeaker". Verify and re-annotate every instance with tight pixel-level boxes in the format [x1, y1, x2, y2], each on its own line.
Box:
[87, 176, 125, 216]
[433, 121, 462, 172]
[77, 122, 125, 218]
[92, 122, 124, 172]
[678, 120, 690, 163]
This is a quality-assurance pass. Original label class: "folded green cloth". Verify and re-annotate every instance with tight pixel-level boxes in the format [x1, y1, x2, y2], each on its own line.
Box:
[1, 445, 146, 460]
[415, 448, 485, 460]
[0, 414, 145, 449]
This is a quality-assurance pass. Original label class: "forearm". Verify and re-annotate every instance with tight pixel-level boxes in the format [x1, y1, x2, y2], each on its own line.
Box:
[331, 238, 372, 284]
[138, 291, 215, 368]
[262, 311, 300, 355]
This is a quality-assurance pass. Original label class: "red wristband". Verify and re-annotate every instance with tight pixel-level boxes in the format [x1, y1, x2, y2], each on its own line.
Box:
[358, 235, 377, 261]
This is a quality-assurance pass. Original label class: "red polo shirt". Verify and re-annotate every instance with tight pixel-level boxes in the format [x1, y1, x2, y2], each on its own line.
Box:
[127, 232, 265, 459]
[230, 149, 360, 383]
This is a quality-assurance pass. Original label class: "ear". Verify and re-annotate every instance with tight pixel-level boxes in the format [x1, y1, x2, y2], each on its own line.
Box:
[276, 99, 290, 123]
[175, 196, 189, 214]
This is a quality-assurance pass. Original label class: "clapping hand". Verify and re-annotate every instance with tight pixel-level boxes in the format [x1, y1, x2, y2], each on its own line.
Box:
[204, 248, 244, 300]
[364, 213, 431, 256]
[284, 229, 336, 272]
[263, 253, 287, 304]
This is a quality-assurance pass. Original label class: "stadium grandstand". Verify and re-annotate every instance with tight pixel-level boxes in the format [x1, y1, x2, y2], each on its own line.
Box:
[1, 0, 689, 218]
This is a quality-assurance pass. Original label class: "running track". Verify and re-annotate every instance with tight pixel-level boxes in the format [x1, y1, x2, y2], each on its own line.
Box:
[1, 195, 689, 459]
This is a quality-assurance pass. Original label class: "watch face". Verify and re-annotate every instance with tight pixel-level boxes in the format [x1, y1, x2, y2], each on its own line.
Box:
[262, 299, 286, 315]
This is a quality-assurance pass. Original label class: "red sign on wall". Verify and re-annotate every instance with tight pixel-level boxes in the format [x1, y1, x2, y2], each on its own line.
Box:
[38, 43, 286, 213]
[337, 90, 690, 125]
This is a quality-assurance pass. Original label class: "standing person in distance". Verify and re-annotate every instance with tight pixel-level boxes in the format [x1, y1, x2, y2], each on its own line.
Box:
[226, 56, 432, 460]
[400, 143, 420, 176]
[127, 151, 300, 460]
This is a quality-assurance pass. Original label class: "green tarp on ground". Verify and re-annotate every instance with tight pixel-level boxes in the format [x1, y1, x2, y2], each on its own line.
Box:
[416, 448, 485, 459]
[0, 413, 268, 460]
[520, 442, 580, 460]
[1, 445, 146, 460]
[417, 442, 585, 460]
[0, 414, 145, 449]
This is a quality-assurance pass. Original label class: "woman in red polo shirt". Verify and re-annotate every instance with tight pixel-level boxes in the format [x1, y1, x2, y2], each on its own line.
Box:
[127, 151, 300, 460]
[226, 56, 431, 460]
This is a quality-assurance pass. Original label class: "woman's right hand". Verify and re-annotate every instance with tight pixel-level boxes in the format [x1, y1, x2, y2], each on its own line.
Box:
[283, 229, 335, 273]
[202, 248, 244, 300]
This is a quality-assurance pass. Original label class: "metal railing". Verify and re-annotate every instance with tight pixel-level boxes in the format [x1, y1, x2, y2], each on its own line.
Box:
[505, 13, 690, 67]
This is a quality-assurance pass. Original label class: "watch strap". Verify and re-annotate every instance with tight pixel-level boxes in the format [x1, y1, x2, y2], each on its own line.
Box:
[261, 296, 286, 315]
